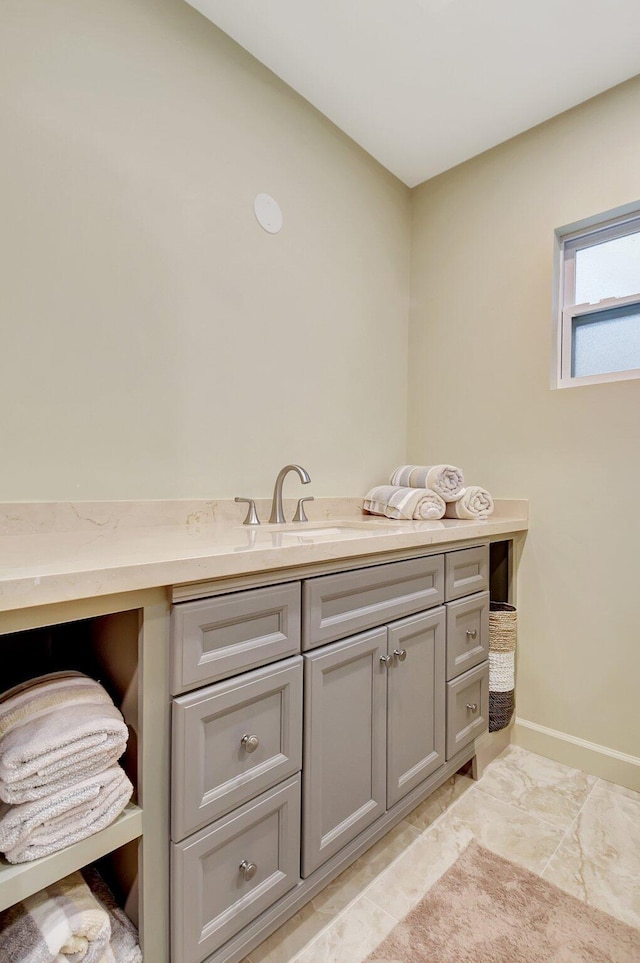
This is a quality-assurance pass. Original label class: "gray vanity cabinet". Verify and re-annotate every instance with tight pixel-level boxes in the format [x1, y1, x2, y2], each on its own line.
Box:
[170, 541, 492, 962]
[301, 627, 388, 877]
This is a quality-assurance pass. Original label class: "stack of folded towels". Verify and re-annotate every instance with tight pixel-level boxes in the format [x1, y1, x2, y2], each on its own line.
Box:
[0, 865, 142, 962]
[363, 464, 494, 521]
[0, 670, 133, 864]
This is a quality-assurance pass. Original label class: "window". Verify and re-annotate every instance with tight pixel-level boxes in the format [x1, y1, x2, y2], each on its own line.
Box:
[555, 208, 640, 388]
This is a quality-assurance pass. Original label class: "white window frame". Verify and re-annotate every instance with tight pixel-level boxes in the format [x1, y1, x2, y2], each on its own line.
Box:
[554, 206, 640, 389]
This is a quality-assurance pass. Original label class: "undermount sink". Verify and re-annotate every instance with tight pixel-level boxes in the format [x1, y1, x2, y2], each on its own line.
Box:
[269, 520, 397, 538]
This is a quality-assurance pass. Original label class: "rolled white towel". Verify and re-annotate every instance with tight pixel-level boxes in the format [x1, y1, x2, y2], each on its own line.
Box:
[0, 869, 112, 962]
[363, 485, 446, 520]
[390, 464, 465, 501]
[444, 486, 494, 519]
[0, 671, 129, 804]
[0, 765, 133, 864]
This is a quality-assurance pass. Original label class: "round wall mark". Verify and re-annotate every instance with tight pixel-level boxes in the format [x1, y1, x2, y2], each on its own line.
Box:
[254, 193, 283, 234]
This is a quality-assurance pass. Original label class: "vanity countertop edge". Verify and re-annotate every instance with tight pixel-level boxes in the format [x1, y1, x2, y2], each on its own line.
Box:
[0, 497, 528, 613]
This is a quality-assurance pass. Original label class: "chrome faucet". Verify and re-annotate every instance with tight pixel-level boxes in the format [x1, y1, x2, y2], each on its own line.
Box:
[268, 464, 311, 524]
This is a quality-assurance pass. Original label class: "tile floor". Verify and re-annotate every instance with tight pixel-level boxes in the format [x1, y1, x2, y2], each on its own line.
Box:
[242, 745, 640, 963]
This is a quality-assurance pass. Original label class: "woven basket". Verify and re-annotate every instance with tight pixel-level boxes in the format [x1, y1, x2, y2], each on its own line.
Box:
[488, 602, 517, 732]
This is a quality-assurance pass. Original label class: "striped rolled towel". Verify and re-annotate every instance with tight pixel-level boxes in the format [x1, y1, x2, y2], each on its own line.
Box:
[0, 764, 133, 864]
[0, 869, 112, 962]
[390, 465, 465, 501]
[444, 486, 494, 519]
[0, 671, 129, 804]
[363, 485, 446, 520]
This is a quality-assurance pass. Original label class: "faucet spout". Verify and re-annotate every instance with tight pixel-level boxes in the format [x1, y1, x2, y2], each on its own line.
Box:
[268, 464, 311, 524]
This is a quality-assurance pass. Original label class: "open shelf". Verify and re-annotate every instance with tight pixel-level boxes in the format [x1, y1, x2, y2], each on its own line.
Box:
[0, 802, 143, 911]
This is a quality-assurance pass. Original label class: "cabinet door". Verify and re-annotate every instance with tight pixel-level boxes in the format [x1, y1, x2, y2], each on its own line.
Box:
[302, 628, 387, 877]
[386, 608, 446, 808]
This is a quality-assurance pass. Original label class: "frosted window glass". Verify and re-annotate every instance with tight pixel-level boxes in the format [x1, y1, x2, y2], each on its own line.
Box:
[575, 232, 640, 304]
[572, 305, 640, 377]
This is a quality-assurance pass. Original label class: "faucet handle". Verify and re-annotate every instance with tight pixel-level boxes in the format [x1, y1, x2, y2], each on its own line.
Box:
[235, 497, 260, 526]
[293, 497, 314, 523]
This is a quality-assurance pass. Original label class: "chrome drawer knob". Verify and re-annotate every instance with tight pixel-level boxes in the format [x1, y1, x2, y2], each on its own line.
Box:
[393, 648, 407, 662]
[239, 859, 258, 881]
[380, 654, 392, 666]
[466, 703, 478, 712]
[241, 733, 260, 753]
[466, 629, 477, 640]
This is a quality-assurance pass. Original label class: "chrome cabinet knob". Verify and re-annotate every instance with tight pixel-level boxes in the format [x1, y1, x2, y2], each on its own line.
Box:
[239, 859, 258, 881]
[241, 733, 260, 753]
[393, 648, 407, 662]
[466, 703, 478, 712]
[380, 654, 392, 666]
[466, 629, 477, 640]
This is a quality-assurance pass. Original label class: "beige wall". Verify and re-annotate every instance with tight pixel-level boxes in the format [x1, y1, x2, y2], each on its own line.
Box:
[409, 77, 640, 769]
[0, 0, 410, 500]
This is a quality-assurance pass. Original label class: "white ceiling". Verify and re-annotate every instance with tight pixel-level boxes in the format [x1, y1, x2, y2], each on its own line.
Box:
[186, 0, 640, 188]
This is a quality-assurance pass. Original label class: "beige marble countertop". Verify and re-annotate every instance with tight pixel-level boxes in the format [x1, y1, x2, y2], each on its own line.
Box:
[0, 498, 528, 612]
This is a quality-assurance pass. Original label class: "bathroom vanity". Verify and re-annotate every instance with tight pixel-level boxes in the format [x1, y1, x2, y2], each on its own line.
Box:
[0, 498, 527, 963]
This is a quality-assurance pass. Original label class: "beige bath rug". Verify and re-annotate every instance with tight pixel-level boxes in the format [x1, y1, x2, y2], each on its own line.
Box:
[365, 840, 640, 962]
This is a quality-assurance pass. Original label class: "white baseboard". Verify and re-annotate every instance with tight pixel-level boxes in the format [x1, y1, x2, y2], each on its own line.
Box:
[513, 718, 640, 793]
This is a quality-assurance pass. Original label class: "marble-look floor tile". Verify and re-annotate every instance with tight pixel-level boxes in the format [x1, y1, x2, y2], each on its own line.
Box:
[405, 772, 474, 834]
[476, 744, 596, 829]
[292, 896, 397, 963]
[367, 786, 565, 921]
[248, 820, 419, 963]
[595, 777, 640, 801]
[543, 780, 640, 928]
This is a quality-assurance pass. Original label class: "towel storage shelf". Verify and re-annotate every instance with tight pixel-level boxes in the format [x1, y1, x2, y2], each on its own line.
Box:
[0, 602, 157, 955]
[0, 803, 143, 912]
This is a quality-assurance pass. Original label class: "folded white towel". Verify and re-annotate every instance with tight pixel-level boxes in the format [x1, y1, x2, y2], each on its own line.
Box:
[363, 485, 446, 520]
[0, 869, 112, 962]
[444, 486, 494, 519]
[0, 671, 128, 804]
[82, 867, 142, 963]
[390, 465, 465, 501]
[0, 765, 133, 864]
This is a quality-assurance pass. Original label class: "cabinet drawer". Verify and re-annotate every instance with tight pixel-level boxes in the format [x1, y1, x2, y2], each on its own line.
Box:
[171, 776, 300, 963]
[302, 555, 444, 650]
[446, 662, 489, 759]
[172, 658, 302, 841]
[446, 591, 489, 681]
[170, 582, 301, 694]
[445, 545, 489, 601]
